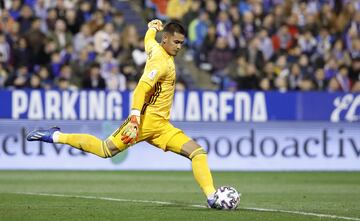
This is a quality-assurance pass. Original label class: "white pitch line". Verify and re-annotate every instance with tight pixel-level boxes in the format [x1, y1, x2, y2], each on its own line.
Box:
[15, 192, 360, 221]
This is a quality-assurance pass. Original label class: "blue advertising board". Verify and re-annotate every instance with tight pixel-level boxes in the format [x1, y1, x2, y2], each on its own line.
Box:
[0, 89, 359, 122]
[0, 120, 358, 170]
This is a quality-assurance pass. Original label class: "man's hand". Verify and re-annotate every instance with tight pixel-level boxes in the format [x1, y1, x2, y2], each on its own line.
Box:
[148, 19, 163, 31]
[121, 114, 140, 145]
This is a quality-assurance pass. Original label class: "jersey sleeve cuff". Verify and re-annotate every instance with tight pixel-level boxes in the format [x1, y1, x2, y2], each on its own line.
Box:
[131, 109, 141, 117]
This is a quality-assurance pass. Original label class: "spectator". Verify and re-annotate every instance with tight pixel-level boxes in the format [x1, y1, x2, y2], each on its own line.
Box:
[208, 37, 233, 88]
[25, 18, 46, 65]
[105, 65, 127, 91]
[275, 76, 288, 92]
[17, 4, 35, 34]
[0, 10, 17, 33]
[166, 0, 192, 20]
[60, 44, 75, 64]
[131, 39, 147, 70]
[33, 0, 48, 23]
[88, 10, 105, 34]
[94, 22, 115, 54]
[0, 32, 11, 65]
[73, 23, 93, 53]
[64, 8, 80, 34]
[120, 25, 139, 64]
[298, 30, 317, 56]
[261, 62, 276, 84]
[313, 68, 328, 91]
[76, 1, 92, 25]
[241, 11, 256, 41]
[12, 37, 32, 69]
[228, 4, 240, 24]
[4, 65, 29, 89]
[315, 27, 333, 58]
[182, 0, 202, 30]
[274, 55, 289, 77]
[46, 8, 58, 31]
[99, 0, 114, 23]
[332, 39, 351, 66]
[208, 37, 233, 74]
[9, 0, 22, 20]
[48, 19, 73, 51]
[36, 66, 53, 89]
[324, 57, 338, 80]
[112, 11, 126, 33]
[82, 63, 106, 89]
[0, 63, 9, 87]
[336, 65, 351, 92]
[49, 51, 63, 77]
[349, 57, 360, 82]
[298, 77, 315, 91]
[327, 77, 341, 92]
[244, 37, 264, 70]
[298, 54, 312, 77]
[216, 11, 232, 38]
[351, 81, 360, 92]
[228, 24, 246, 55]
[204, 0, 218, 23]
[58, 64, 77, 87]
[56, 76, 72, 90]
[288, 63, 302, 90]
[70, 49, 88, 84]
[107, 34, 122, 58]
[272, 24, 294, 53]
[27, 74, 42, 89]
[258, 29, 273, 61]
[100, 50, 118, 79]
[236, 64, 259, 90]
[259, 77, 272, 91]
[188, 11, 210, 51]
[198, 25, 217, 68]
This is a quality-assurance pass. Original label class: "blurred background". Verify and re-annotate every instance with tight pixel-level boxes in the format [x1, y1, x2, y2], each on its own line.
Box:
[0, 0, 359, 171]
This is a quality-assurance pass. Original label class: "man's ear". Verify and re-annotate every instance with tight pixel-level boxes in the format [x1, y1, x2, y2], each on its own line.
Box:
[162, 33, 168, 44]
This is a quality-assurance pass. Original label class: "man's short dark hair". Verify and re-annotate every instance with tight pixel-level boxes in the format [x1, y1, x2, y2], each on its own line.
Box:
[163, 21, 186, 36]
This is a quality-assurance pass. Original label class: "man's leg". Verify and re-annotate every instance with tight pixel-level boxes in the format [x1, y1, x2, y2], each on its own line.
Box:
[166, 132, 216, 200]
[27, 120, 132, 157]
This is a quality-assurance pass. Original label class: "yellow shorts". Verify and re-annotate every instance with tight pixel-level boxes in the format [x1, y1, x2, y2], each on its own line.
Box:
[107, 114, 191, 154]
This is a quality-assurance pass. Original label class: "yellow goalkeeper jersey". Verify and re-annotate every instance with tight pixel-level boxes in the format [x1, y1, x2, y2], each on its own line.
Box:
[139, 29, 176, 120]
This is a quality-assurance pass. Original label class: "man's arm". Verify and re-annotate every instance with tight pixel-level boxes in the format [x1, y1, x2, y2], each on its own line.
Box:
[121, 19, 164, 145]
[131, 81, 152, 112]
[120, 81, 152, 144]
[144, 19, 163, 53]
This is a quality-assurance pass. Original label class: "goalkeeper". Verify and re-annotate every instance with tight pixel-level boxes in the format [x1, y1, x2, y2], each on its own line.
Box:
[27, 20, 218, 208]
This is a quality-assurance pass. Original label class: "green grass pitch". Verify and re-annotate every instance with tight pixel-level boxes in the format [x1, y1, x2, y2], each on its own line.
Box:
[0, 171, 359, 221]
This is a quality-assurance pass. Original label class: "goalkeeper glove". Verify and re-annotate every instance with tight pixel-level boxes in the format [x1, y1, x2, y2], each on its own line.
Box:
[148, 19, 163, 31]
[121, 110, 140, 145]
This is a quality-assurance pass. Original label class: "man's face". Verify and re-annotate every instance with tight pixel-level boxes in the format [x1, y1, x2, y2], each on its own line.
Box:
[162, 32, 185, 56]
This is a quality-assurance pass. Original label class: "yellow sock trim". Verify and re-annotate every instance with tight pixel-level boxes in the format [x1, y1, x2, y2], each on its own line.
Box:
[58, 133, 110, 158]
[192, 154, 216, 196]
[189, 148, 205, 159]
[101, 141, 112, 158]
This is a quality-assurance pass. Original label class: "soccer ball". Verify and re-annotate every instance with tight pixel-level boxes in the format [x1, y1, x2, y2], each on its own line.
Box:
[213, 186, 241, 210]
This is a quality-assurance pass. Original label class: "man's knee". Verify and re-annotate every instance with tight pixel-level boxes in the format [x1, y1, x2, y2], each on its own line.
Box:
[181, 140, 207, 160]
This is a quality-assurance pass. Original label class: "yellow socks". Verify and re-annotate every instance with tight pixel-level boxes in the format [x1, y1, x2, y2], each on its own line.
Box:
[192, 154, 216, 197]
[57, 133, 112, 158]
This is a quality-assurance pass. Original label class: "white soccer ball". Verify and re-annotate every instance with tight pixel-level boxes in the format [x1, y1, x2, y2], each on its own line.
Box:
[214, 186, 241, 210]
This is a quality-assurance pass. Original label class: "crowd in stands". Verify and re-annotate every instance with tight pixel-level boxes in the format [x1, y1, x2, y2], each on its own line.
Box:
[0, 0, 359, 92]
